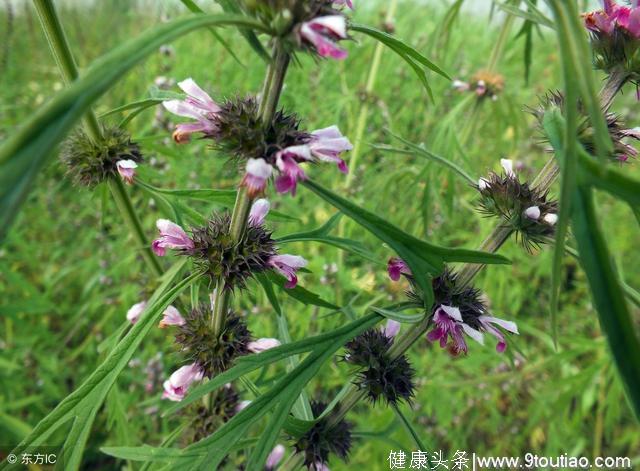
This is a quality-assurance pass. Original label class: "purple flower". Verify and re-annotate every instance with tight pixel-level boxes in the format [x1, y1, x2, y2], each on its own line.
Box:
[299, 15, 349, 60]
[116, 160, 138, 184]
[241, 158, 273, 198]
[162, 78, 221, 143]
[309, 126, 352, 174]
[266, 444, 286, 470]
[426, 305, 484, 355]
[158, 305, 185, 328]
[161, 363, 204, 402]
[248, 198, 270, 227]
[236, 400, 251, 412]
[387, 257, 411, 281]
[152, 219, 194, 256]
[248, 338, 281, 353]
[269, 254, 308, 288]
[478, 315, 519, 353]
[126, 301, 147, 324]
[524, 206, 541, 220]
[383, 319, 401, 338]
[275, 151, 308, 195]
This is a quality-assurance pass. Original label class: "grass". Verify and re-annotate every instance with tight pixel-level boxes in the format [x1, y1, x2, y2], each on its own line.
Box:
[0, 0, 639, 469]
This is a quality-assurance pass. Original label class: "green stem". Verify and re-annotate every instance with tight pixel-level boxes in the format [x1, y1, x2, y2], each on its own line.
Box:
[108, 179, 163, 277]
[35, 0, 162, 279]
[210, 43, 290, 336]
[33, 0, 102, 141]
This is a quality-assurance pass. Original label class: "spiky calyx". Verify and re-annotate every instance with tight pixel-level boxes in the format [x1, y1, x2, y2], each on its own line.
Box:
[184, 384, 240, 443]
[344, 329, 416, 405]
[175, 307, 252, 377]
[476, 172, 558, 250]
[586, 26, 640, 77]
[408, 267, 487, 330]
[242, 0, 339, 34]
[530, 91, 639, 163]
[292, 401, 352, 469]
[471, 69, 505, 99]
[60, 126, 143, 187]
[213, 97, 309, 165]
[182, 212, 277, 289]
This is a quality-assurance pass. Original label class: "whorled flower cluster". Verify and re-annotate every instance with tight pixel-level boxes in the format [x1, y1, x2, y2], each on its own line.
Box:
[152, 199, 307, 289]
[291, 400, 353, 470]
[529, 90, 640, 163]
[60, 125, 143, 187]
[452, 69, 505, 101]
[343, 327, 415, 405]
[582, 0, 640, 76]
[388, 261, 519, 355]
[162, 79, 353, 196]
[476, 159, 558, 250]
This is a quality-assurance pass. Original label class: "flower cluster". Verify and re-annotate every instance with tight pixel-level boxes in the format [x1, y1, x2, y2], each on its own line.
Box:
[476, 159, 558, 250]
[292, 401, 352, 470]
[163, 79, 353, 196]
[530, 90, 640, 163]
[582, 0, 640, 75]
[124, 298, 281, 402]
[60, 125, 143, 187]
[452, 70, 505, 101]
[152, 199, 307, 289]
[344, 327, 416, 405]
[388, 261, 519, 355]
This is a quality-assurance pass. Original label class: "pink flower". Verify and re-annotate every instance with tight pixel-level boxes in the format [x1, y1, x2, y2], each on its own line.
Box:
[266, 444, 286, 470]
[126, 301, 147, 324]
[158, 305, 185, 328]
[162, 78, 221, 143]
[309, 126, 352, 174]
[248, 198, 270, 227]
[162, 363, 204, 402]
[241, 158, 273, 198]
[383, 319, 401, 338]
[236, 400, 251, 412]
[334, 0, 353, 9]
[478, 315, 519, 353]
[387, 257, 411, 281]
[116, 160, 138, 184]
[299, 15, 349, 60]
[152, 219, 194, 256]
[452, 79, 470, 92]
[248, 338, 281, 353]
[426, 305, 484, 355]
[269, 254, 308, 288]
[275, 151, 308, 195]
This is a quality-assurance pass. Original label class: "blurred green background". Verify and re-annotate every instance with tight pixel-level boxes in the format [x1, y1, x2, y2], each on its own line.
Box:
[0, 0, 638, 469]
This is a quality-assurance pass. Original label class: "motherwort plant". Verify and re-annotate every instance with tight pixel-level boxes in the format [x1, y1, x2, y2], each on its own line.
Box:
[2, 1, 639, 470]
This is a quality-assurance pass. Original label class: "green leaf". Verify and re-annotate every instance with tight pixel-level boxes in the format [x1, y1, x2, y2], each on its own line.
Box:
[214, 0, 270, 63]
[383, 130, 476, 184]
[265, 271, 340, 310]
[256, 273, 314, 421]
[370, 306, 425, 324]
[570, 185, 640, 420]
[178, 0, 243, 65]
[0, 13, 269, 242]
[350, 23, 450, 100]
[277, 213, 381, 264]
[1, 261, 198, 471]
[302, 179, 511, 307]
[497, 0, 554, 29]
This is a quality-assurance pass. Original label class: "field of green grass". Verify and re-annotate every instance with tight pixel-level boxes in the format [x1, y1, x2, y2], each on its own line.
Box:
[1, 0, 639, 469]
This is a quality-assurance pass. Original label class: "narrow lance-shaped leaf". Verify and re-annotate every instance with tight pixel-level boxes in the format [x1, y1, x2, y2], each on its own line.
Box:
[302, 179, 511, 307]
